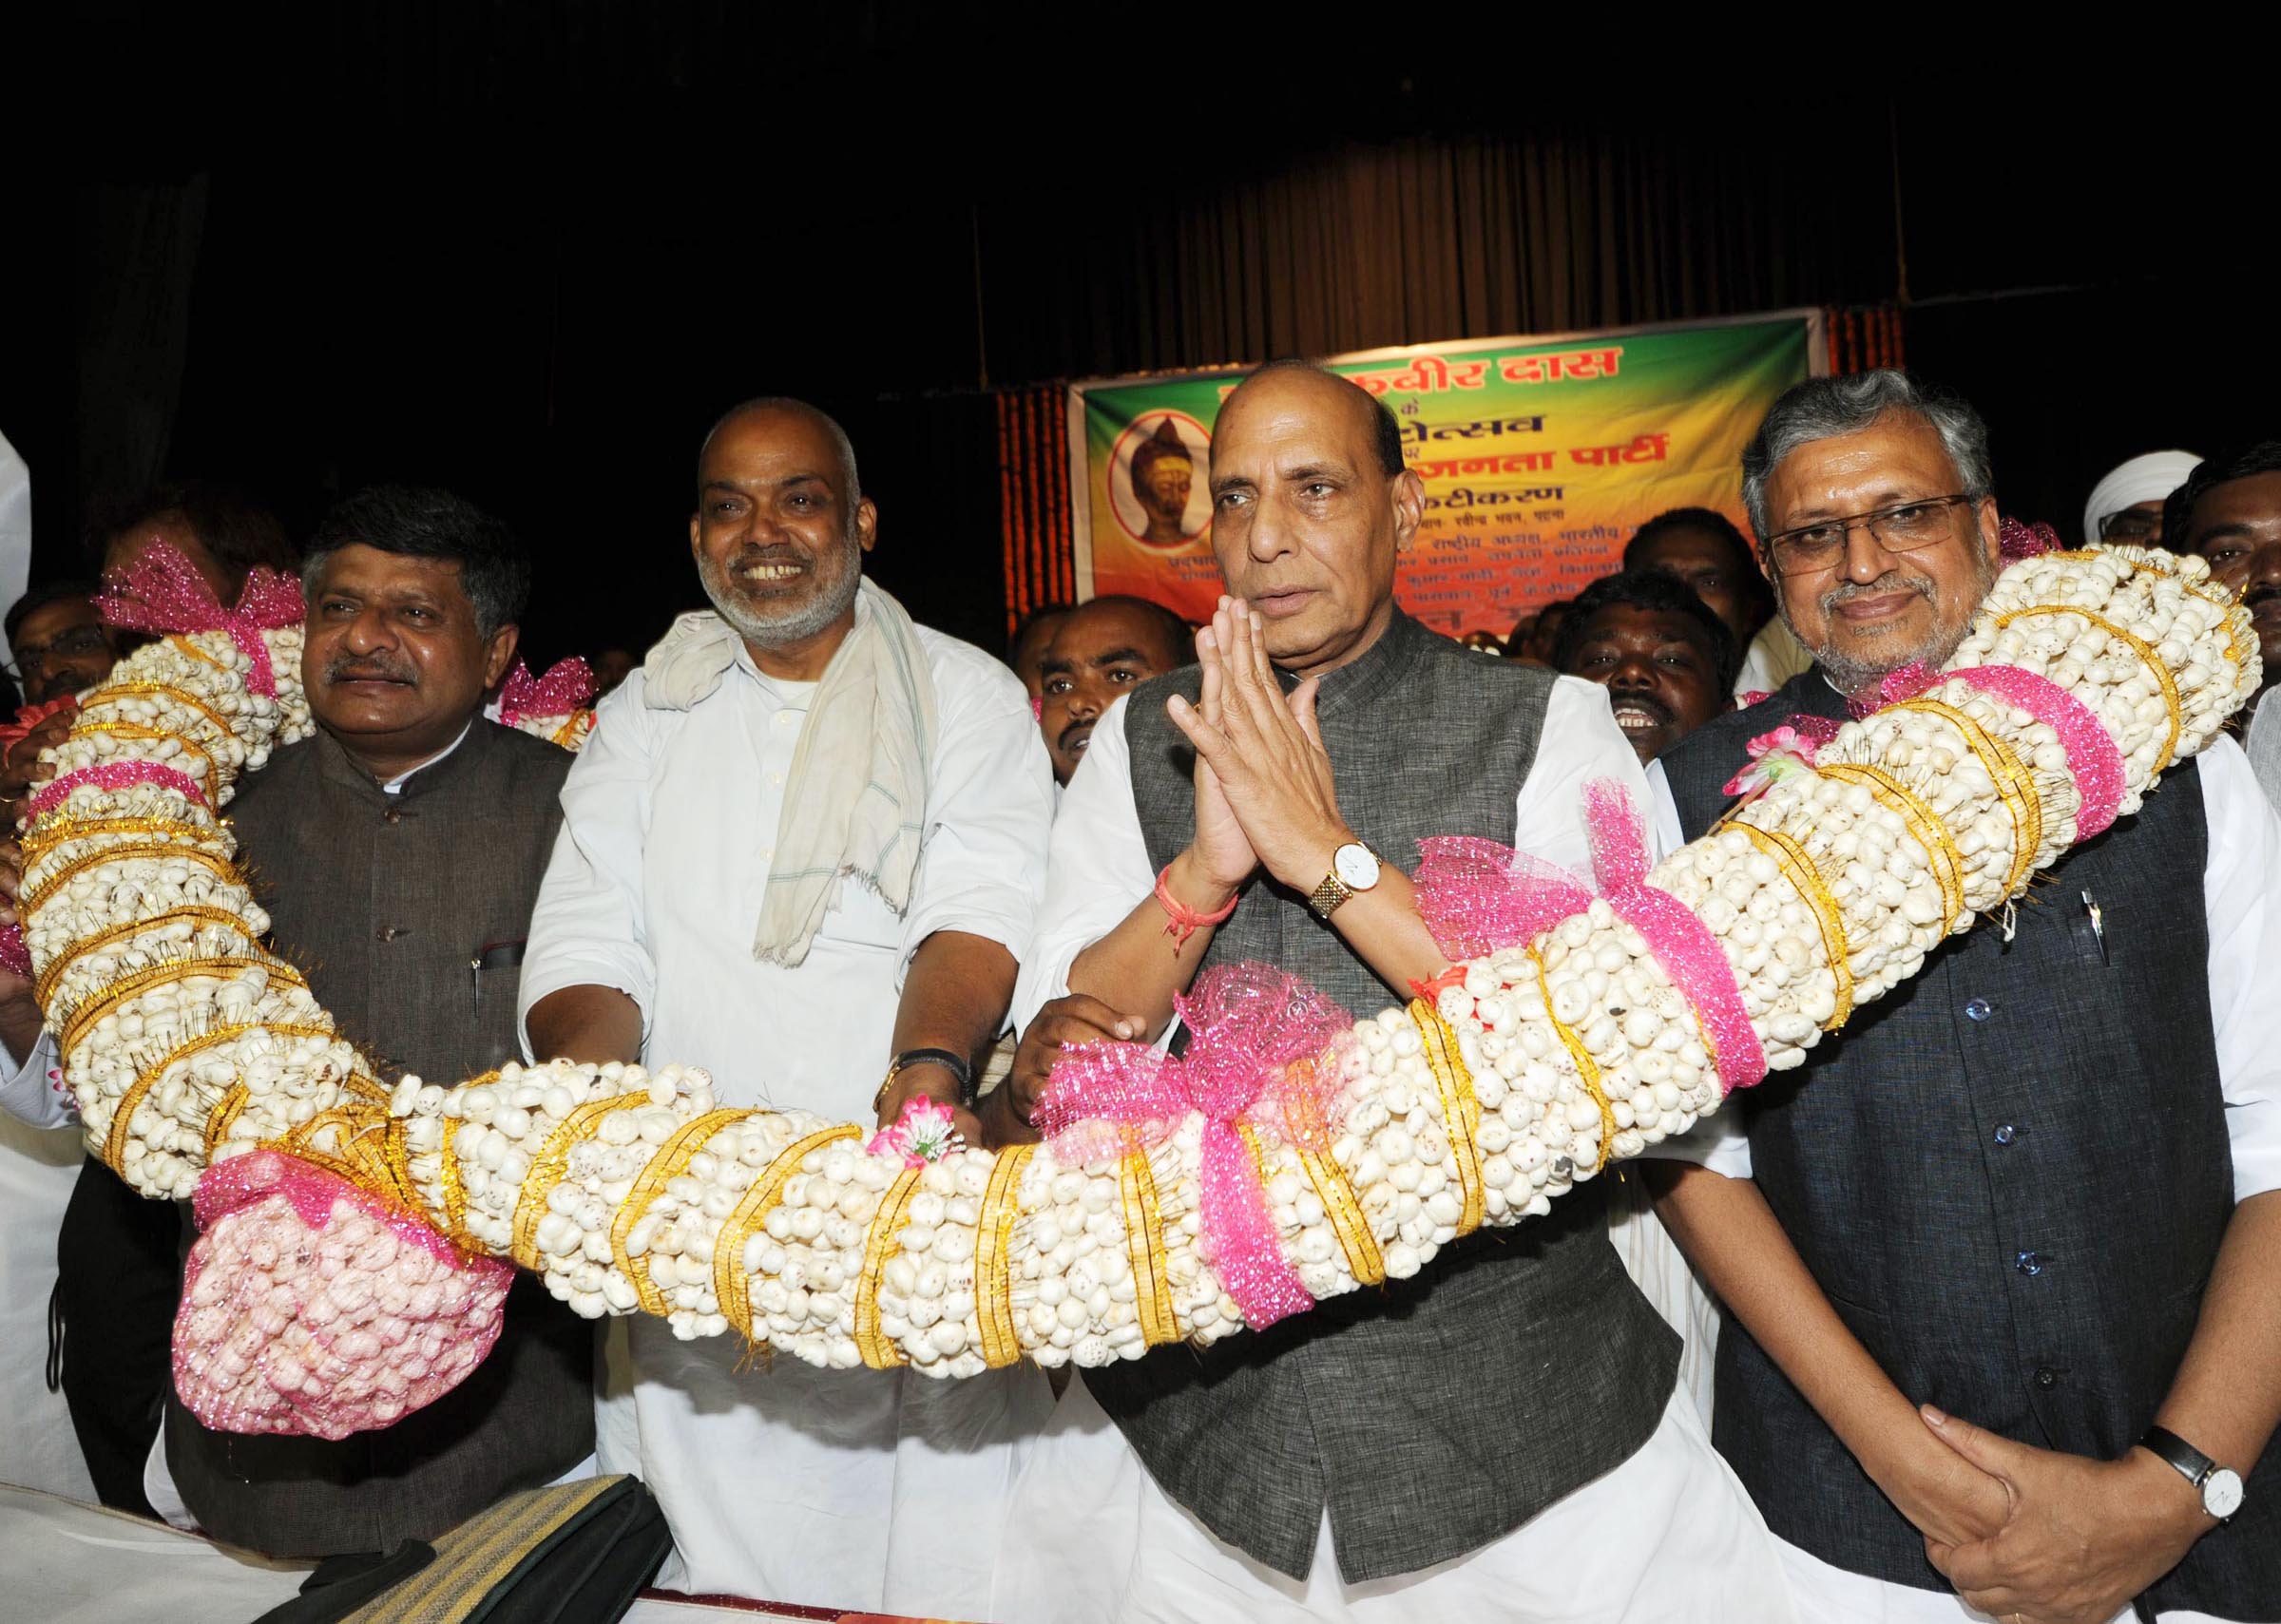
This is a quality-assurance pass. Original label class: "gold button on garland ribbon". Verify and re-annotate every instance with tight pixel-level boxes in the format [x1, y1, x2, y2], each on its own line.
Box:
[1816, 762, 1966, 934]
[1526, 949, 1618, 1172]
[1728, 820, 1855, 1031]
[717, 1122, 859, 1342]
[975, 1142, 1033, 1368]
[1408, 998, 1486, 1233]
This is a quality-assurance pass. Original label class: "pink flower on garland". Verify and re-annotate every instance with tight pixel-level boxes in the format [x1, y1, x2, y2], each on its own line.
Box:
[1723, 716, 1841, 799]
[866, 1096, 968, 1167]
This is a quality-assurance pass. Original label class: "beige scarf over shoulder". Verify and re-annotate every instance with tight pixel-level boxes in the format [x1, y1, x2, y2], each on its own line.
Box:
[642, 579, 938, 966]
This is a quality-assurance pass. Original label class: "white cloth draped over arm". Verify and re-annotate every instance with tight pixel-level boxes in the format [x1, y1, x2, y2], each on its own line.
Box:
[518, 677, 668, 1057]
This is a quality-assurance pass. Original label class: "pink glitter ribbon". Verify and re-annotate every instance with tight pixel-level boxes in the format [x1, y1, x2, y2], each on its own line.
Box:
[1418, 780, 1769, 1095]
[29, 759, 208, 818]
[0, 925, 29, 980]
[98, 540, 304, 697]
[1033, 965, 1351, 1329]
[1872, 661, 2125, 838]
[1999, 515, 2061, 564]
[497, 658, 598, 725]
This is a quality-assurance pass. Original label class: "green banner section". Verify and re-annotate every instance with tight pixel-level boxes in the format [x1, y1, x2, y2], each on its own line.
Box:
[1071, 314, 1817, 640]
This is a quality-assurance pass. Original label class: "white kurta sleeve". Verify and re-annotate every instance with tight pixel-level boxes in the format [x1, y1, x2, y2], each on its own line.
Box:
[898, 649, 1055, 991]
[0, 1030, 70, 1131]
[518, 677, 664, 1057]
[2195, 736, 2281, 1203]
[1011, 696, 1155, 1031]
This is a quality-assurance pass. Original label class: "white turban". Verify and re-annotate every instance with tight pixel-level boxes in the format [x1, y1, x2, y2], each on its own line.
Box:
[2083, 449, 2202, 545]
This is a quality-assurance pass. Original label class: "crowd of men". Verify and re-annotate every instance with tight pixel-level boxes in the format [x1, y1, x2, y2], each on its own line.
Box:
[0, 369, 2274, 1624]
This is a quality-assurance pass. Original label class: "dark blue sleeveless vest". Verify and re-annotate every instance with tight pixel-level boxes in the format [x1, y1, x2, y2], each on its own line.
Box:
[1660, 671, 2280, 1620]
[1088, 611, 1681, 1583]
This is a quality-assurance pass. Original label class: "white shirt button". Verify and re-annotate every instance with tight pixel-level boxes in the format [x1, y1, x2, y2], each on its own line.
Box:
[768, 771, 784, 786]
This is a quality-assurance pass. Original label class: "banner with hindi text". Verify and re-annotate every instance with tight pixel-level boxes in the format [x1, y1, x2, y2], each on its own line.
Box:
[1067, 312, 1822, 640]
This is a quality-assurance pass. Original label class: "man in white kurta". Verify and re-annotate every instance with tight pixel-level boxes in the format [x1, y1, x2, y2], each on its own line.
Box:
[518, 398, 1053, 1614]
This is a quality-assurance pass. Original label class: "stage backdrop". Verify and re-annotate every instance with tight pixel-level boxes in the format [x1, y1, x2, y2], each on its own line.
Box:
[1068, 311, 1824, 640]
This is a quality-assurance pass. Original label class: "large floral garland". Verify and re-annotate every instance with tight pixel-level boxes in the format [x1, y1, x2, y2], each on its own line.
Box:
[22, 547, 2255, 1441]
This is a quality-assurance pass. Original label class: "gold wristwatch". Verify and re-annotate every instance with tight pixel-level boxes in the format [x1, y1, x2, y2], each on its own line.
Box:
[1307, 841, 1382, 921]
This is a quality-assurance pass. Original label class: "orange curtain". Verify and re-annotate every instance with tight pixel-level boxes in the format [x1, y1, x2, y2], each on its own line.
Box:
[996, 384, 1076, 636]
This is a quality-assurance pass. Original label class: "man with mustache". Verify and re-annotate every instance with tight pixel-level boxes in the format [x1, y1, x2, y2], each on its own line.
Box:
[1648, 372, 2281, 1624]
[1, 485, 597, 1552]
[1034, 594, 1189, 785]
[1553, 568, 1737, 764]
[2168, 444, 2281, 715]
[990, 361, 1794, 1622]
[518, 398, 1053, 1614]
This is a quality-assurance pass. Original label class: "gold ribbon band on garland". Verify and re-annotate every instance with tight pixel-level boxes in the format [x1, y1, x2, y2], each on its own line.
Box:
[1527, 950, 1618, 1173]
[59, 953, 309, 1057]
[1992, 603, 2183, 773]
[975, 1141, 1033, 1369]
[716, 1122, 860, 1342]
[103, 1019, 338, 1175]
[1409, 999, 1486, 1233]
[1897, 697, 2044, 898]
[855, 1163, 928, 1369]
[19, 814, 229, 869]
[1729, 820, 1855, 1030]
[35, 904, 259, 1007]
[201, 1082, 249, 1156]
[1121, 1151, 1180, 1347]
[511, 1098, 630, 1271]
[24, 840, 244, 917]
[66, 722, 221, 808]
[80, 681, 244, 747]
[1299, 1147, 1386, 1287]
[1816, 762, 1966, 934]
[613, 1107, 749, 1318]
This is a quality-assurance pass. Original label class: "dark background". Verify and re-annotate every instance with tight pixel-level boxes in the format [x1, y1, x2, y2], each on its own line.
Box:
[8, 10, 2271, 666]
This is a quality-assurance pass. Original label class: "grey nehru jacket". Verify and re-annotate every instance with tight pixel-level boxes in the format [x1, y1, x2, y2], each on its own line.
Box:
[1090, 609, 1680, 1583]
[163, 718, 595, 1557]
[1661, 673, 2281, 1620]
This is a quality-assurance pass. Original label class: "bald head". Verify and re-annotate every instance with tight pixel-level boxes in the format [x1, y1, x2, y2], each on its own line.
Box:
[700, 397, 861, 507]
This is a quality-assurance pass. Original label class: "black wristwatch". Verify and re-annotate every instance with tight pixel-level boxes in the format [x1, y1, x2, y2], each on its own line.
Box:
[2138, 1424, 2245, 1520]
[877, 1047, 978, 1112]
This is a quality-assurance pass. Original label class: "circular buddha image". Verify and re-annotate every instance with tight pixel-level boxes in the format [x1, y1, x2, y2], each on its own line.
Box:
[1109, 411, 1213, 548]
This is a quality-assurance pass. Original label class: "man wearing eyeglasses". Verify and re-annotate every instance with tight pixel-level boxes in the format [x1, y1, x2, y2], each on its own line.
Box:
[1644, 372, 2281, 1624]
[5, 583, 122, 706]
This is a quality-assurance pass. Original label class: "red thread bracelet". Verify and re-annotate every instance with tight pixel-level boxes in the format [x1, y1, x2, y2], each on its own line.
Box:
[1154, 864, 1237, 948]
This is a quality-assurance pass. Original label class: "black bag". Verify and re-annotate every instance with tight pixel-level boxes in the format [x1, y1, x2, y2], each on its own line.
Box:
[251, 1475, 672, 1624]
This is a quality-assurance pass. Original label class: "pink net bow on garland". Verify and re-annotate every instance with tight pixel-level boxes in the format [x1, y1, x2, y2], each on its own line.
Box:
[1033, 965, 1354, 1330]
[97, 539, 305, 699]
[497, 658, 598, 727]
[1416, 780, 1768, 1097]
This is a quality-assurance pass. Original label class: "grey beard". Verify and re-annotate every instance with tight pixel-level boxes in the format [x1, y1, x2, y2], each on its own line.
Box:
[1786, 550, 1996, 697]
[700, 548, 862, 649]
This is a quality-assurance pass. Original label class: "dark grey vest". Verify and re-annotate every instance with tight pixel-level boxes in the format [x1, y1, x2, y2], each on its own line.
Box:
[164, 721, 595, 1557]
[1661, 672, 2280, 1621]
[1089, 610, 1681, 1583]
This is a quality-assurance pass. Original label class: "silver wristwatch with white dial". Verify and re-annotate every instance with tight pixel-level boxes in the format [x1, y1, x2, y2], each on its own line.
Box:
[1308, 841, 1381, 921]
[2139, 1424, 2245, 1520]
